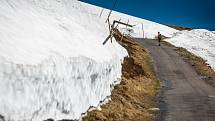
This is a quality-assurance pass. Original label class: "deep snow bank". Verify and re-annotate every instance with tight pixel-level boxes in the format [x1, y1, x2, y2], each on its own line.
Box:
[0, 0, 127, 120]
[166, 29, 215, 70]
[80, 1, 178, 39]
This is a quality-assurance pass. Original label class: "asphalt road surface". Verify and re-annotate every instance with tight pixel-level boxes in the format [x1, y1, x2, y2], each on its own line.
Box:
[135, 38, 215, 121]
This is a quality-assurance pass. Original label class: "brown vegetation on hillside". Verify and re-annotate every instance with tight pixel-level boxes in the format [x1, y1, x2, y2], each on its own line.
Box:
[166, 25, 192, 31]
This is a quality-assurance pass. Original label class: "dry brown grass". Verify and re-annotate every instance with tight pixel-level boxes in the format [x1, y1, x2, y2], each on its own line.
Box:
[82, 30, 159, 121]
[162, 41, 215, 87]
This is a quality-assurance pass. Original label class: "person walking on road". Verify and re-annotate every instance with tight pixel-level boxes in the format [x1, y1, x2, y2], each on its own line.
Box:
[158, 32, 162, 46]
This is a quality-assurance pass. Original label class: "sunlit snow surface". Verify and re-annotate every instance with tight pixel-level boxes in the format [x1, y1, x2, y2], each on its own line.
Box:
[0, 0, 128, 120]
[166, 29, 215, 70]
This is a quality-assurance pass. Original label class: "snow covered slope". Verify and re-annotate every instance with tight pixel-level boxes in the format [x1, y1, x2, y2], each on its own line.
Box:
[166, 29, 215, 70]
[80, 1, 178, 39]
[0, 0, 127, 120]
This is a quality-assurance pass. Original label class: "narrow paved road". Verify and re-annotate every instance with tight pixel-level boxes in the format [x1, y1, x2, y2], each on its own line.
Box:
[135, 38, 215, 121]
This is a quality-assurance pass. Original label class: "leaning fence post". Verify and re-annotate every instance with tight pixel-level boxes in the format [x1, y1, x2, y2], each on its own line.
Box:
[105, 0, 118, 23]
[99, 8, 104, 18]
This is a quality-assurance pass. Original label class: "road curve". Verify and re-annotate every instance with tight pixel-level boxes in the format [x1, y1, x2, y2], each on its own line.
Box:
[135, 38, 215, 121]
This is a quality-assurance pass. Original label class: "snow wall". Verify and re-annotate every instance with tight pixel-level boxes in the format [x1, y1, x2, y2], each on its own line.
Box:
[0, 0, 127, 120]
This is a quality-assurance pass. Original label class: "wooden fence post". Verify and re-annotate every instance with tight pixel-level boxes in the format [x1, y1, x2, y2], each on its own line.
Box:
[142, 23, 144, 38]
[105, 0, 118, 23]
[99, 8, 104, 18]
[126, 19, 129, 29]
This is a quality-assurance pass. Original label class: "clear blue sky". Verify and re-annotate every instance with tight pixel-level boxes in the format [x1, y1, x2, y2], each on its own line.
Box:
[80, 0, 215, 30]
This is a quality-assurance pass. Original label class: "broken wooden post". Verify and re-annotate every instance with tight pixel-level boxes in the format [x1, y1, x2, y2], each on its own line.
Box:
[112, 20, 133, 28]
[103, 19, 133, 45]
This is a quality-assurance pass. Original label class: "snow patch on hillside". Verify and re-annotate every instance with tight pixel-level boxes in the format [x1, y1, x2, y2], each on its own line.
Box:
[166, 29, 215, 70]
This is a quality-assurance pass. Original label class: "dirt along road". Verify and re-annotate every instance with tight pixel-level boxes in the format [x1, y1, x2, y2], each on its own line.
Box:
[135, 38, 215, 121]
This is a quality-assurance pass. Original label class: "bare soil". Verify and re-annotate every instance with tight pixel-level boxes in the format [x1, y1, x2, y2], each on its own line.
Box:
[82, 30, 159, 121]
